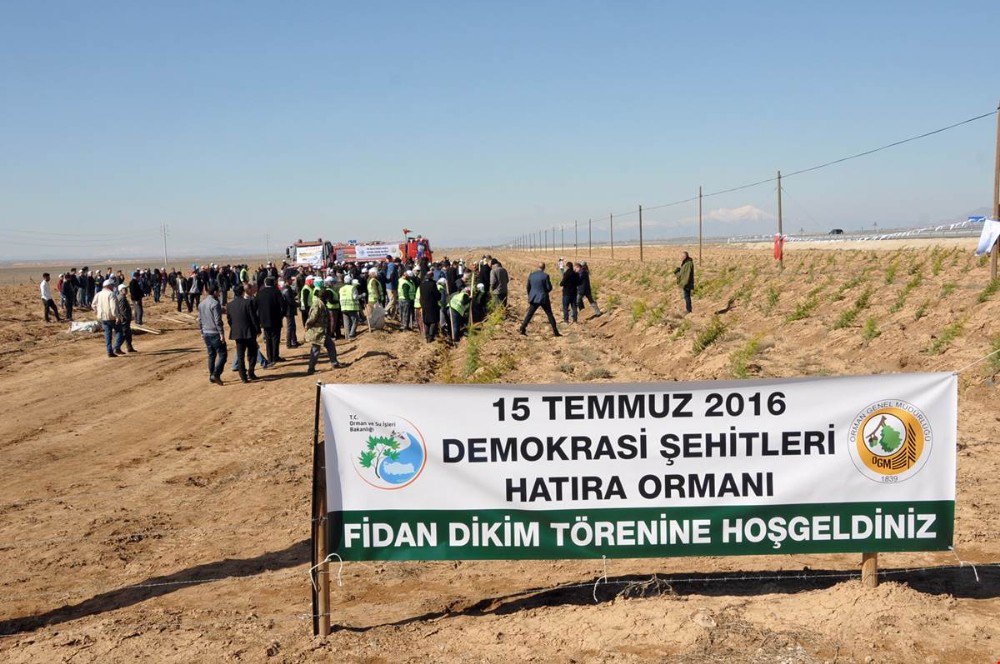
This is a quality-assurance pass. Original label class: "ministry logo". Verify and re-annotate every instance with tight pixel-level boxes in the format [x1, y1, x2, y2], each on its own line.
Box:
[352, 418, 427, 490]
[848, 400, 933, 483]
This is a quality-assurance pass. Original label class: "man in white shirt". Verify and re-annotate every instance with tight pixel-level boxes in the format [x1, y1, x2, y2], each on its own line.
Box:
[92, 279, 123, 357]
[40, 273, 61, 322]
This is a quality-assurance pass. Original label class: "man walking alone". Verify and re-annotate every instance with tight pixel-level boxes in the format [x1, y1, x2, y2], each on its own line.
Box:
[40, 273, 61, 322]
[674, 251, 695, 314]
[519, 263, 560, 337]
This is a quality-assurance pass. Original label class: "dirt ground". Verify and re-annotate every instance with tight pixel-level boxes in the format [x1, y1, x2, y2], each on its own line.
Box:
[0, 242, 998, 663]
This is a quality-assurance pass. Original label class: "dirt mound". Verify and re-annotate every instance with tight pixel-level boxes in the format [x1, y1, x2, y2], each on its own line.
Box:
[0, 243, 997, 662]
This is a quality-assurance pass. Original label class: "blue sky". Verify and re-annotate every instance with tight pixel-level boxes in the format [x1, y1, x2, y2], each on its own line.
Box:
[1, 1, 998, 259]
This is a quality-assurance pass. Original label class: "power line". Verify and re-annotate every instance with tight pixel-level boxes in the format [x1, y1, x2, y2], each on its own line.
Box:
[0, 227, 159, 238]
[541, 108, 998, 230]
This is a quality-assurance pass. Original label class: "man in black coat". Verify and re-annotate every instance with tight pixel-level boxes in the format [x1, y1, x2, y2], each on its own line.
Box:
[62, 269, 78, 321]
[519, 263, 560, 337]
[256, 276, 287, 365]
[227, 284, 261, 383]
[418, 274, 441, 343]
[559, 261, 580, 323]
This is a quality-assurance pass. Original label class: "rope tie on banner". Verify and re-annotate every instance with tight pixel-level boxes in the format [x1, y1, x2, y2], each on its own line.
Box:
[948, 546, 980, 583]
[308, 553, 344, 594]
[953, 347, 1000, 375]
[592, 555, 608, 602]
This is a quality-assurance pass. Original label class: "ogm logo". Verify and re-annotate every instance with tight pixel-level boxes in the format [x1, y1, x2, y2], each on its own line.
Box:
[848, 400, 932, 483]
[352, 417, 427, 490]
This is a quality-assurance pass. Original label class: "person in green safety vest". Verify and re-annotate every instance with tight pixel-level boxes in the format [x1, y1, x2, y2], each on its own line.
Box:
[471, 282, 489, 323]
[339, 278, 361, 340]
[398, 270, 417, 331]
[366, 268, 384, 332]
[322, 275, 342, 339]
[448, 287, 471, 342]
[299, 276, 315, 327]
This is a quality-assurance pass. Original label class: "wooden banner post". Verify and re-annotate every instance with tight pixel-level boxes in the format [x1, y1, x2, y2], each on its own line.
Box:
[861, 551, 878, 588]
[311, 382, 331, 637]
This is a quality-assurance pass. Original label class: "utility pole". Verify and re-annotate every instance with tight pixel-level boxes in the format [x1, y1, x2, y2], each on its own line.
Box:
[638, 205, 644, 262]
[992, 98, 1000, 279]
[544, 229, 548, 253]
[561, 226, 565, 252]
[553, 226, 557, 255]
[777, 170, 784, 269]
[160, 224, 169, 271]
[610, 213, 615, 259]
[574, 220, 578, 259]
[698, 186, 703, 265]
[266, 232, 271, 264]
[588, 218, 592, 257]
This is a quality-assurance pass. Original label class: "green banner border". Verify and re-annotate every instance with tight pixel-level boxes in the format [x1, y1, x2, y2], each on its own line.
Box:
[328, 501, 954, 561]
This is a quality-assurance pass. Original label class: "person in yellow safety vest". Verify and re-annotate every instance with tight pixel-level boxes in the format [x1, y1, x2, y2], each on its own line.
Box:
[366, 268, 384, 332]
[323, 276, 343, 339]
[398, 270, 417, 331]
[448, 287, 471, 342]
[299, 276, 315, 327]
[339, 278, 361, 340]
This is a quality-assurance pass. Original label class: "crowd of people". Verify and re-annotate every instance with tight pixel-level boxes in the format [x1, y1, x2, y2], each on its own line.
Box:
[39, 251, 696, 384]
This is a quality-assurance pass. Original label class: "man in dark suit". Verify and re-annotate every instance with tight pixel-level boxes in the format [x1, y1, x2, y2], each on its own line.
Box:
[227, 284, 261, 383]
[256, 276, 286, 365]
[519, 263, 561, 337]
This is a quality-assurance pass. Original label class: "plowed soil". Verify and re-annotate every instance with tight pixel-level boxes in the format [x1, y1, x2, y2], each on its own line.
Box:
[1, 242, 998, 663]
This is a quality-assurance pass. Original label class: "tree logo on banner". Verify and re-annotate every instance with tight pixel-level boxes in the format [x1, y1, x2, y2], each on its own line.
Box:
[848, 401, 933, 483]
[353, 419, 427, 490]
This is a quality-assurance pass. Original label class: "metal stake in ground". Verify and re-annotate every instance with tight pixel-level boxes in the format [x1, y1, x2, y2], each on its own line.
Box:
[639, 205, 644, 262]
[610, 213, 615, 259]
[992, 98, 999, 279]
[777, 170, 784, 270]
[698, 186, 703, 265]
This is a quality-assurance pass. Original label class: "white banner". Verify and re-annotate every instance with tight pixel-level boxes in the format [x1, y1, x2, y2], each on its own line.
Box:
[354, 243, 397, 260]
[321, 373, 957, 560]
[294, 244, 324, 267]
